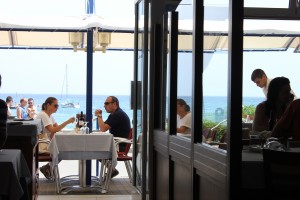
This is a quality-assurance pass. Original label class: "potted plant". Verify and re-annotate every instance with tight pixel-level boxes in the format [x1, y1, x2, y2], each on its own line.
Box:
[242, 105, 256, 121]
[202, 120, 227, 142]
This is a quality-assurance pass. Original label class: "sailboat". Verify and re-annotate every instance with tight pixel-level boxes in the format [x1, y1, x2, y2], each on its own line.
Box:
[60, 65, 80, 109]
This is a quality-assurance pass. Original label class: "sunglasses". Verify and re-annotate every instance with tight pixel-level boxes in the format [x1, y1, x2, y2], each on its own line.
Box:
[54, 104, 59, 108]
[28, 102, 33, 105]
[104, 102, 114, 105]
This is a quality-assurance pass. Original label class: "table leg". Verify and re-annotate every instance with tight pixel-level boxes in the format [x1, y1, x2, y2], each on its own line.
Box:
[79, 160, 86, 187]
[60, 160, 104, 194]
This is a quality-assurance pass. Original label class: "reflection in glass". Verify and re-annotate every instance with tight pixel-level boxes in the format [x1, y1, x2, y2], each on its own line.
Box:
[176, 2, 193, 139]
[202, 1, 229, 151]
[135, 0, 144, 190]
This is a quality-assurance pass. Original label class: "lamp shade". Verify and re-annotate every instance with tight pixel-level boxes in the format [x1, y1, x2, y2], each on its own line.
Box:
[98, 32, 111, 53]
[69, 32, 82, 52]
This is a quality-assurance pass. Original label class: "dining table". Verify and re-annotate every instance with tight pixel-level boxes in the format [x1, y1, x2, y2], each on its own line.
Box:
[48, 131, 118, 194]
[5, 119, 42, 200]
[0, 149, 31, 200]
[242, 146, 300, 189]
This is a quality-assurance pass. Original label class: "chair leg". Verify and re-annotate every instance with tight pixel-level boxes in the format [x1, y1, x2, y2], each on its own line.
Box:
[102, 160, 113, 193]
[96, 160, 99, 176]
[124, 160, 133, 183]
[99, 160, 106, 183]
[53, 164, 61, 194]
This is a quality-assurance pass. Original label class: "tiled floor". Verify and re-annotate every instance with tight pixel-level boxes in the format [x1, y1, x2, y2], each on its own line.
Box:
[38, 160, 141, 200]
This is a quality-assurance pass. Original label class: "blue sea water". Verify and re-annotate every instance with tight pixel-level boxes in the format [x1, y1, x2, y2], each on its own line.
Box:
[0, 94, 264, 129]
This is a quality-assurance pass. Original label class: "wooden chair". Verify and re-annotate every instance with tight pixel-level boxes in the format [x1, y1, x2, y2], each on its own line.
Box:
[262, 149, 300, 200]
[34, 138, 60, 193]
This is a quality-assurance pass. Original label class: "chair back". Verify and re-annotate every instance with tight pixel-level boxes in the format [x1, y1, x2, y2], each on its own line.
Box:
[122, 128, 132, 155]
[263, 149, 300, 199]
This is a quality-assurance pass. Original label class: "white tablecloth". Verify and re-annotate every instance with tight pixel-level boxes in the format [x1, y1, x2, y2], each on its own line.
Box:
[48, 132, 118, 168]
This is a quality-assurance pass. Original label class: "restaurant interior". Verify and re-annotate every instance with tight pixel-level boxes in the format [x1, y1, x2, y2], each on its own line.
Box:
[1, 0, 300, 200]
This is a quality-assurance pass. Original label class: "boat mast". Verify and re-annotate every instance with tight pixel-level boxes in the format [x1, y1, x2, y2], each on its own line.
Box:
[66, 64, 68, 99]
[60, 64, 68, 99]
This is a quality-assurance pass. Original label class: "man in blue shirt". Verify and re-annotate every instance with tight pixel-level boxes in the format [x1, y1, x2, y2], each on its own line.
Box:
[95, 96, 131, 178]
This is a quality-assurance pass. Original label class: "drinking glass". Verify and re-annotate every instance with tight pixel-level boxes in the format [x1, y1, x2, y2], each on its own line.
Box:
[80, 122, 89, 134]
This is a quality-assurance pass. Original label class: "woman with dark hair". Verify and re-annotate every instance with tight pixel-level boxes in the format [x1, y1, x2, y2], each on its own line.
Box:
[252, 77, 294, 132]
[272, 99, 300, 140]
[36, 97, 75, 179]
[176, 99, 192, 135]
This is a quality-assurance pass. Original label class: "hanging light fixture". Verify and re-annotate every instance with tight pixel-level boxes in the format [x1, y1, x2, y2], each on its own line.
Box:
[69, 32, 82, 52]
[98, 32, 111, 53]
[69, 30, 111, 53]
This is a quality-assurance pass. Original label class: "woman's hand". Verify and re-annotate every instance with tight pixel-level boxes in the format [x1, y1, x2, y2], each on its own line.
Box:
[68, 117, 76, 124]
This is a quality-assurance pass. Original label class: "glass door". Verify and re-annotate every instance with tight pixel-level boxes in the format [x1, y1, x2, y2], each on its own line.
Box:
[134, 0, 148, 195]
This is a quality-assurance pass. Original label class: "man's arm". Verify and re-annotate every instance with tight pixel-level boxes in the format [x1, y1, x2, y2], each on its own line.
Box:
[97, 116, 111, 132]
[95, 109, 111, 132]
[16, 107, 22, 119]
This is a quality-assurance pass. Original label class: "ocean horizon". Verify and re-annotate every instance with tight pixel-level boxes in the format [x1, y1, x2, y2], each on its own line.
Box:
[1, 93, 264, 130]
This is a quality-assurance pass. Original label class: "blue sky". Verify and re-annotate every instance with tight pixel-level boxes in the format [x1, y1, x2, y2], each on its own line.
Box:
[0, 0, 299, 98]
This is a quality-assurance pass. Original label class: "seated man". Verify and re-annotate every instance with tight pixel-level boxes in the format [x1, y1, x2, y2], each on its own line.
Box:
[5, 96, 13, 116]
[16, 98, 29, 119]
[95, 96, 131, 178]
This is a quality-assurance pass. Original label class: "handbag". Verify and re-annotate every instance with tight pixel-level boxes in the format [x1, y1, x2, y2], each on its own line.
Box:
[38, 132, 51, 154]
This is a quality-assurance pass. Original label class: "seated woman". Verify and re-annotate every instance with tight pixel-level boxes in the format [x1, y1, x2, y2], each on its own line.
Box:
[176, 99, 192, 136]
[272, 99, 300, 140]
[252, 77, 294, 132]
[36, 97, 75, 180]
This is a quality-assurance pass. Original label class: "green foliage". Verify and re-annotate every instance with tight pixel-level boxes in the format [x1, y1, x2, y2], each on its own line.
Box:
[203, 120, 227, 142]
[242, 105, 256, 116]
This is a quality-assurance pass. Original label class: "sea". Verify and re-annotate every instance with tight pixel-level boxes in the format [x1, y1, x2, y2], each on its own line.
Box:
[0, 94, 264, 130]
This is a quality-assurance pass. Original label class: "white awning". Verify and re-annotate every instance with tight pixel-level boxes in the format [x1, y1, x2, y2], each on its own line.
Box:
[0, 15, 300, 52]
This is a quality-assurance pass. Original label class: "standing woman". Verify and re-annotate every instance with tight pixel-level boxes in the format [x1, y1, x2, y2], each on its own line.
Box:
[36, 97, 75, 179]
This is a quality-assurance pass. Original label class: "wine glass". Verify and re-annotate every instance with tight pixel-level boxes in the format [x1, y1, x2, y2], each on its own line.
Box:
[80, 122, 89, 134]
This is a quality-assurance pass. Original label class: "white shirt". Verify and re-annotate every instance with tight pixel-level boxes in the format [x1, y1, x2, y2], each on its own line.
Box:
[177, 112, 192, 135]
[36, 111, 56, 136]
[262, 78, 272, 97]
